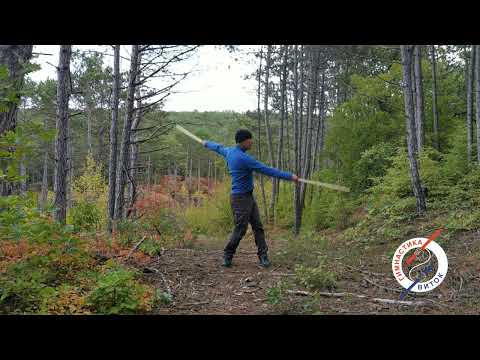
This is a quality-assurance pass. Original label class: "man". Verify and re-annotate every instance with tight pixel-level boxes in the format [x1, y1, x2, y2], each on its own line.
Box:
[202, 129, 299, 268]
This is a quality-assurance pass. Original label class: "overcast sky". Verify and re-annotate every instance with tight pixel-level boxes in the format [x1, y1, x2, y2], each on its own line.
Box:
[29, 45, 260, 113]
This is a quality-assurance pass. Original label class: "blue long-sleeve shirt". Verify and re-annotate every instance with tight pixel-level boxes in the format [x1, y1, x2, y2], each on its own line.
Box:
[204, 141, 293, 194]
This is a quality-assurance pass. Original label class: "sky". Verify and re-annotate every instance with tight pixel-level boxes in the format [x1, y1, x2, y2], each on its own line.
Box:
[29, 45, 260, 113]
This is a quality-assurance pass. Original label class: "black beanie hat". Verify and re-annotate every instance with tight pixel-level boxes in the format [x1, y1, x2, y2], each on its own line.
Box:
[235, 129, 253, 143]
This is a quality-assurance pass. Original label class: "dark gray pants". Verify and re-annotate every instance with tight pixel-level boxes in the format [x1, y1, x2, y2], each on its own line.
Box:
[224, 192, 267, 259]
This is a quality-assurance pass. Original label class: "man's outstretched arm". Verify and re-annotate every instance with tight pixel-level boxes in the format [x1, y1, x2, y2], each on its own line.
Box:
[202, 140, 227, 158]
[244, 154, 299, 182]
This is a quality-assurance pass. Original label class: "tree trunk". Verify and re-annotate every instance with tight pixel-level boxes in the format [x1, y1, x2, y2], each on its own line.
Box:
[53, 45, 72, 224]
[197, 158, 201, 193]
[300, 48, 319, 209]
[0, 45, 33, 196]
[298, 47, 305, 171]
[127, 51, 143, 217]
[40, 128, 49, 209]
[256, 47, 268, 220]
[414, 45, 425, 152]
[207, 158, 211, 192]
[147, 155, 152, 192]
[19, 154, 27, 194]
[114, 45, 139, 220]
[86, 103, 93, 155]
[431, 45, 440, 151]
[67, 118, 73, 209]
[264, 46, 276, 223]
[273, 45, 288, 224]
[0, 45, 33, 135]
[312, 69, 326, 175]
[108, 45, 120, 231]
[400, 45, 426, 214]
[467, 46, 475, 163]
[475, 45, 480, 165]
[293, 45, 301, 235]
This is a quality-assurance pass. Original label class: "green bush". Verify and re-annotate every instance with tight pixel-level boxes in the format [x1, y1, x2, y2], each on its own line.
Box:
[273, 232, 328, 267]
[266, 280, 290, 306]
[86, 261, 151, 314]
[70, 200, 101, 232]
[183, 181, 233, 236]
[294, 257, 337, 291]
[352, 142, 398, 192]
[0, 256, 57, 314]
[302, 168, 356, 231]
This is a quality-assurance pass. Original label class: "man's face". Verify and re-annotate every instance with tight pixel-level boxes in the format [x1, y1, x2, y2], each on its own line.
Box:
[240, 138, 253, 151]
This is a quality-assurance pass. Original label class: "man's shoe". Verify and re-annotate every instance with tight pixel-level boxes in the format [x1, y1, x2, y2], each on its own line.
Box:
[259, 255, 271, 268]
[222, 257, 232, 267]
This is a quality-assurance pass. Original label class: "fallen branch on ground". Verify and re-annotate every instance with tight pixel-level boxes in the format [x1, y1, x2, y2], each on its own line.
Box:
[286, 290, 439, 307]
[179, 301, 209, 307]
[363, 278, 403, 293]
[127, 236, 147, 259]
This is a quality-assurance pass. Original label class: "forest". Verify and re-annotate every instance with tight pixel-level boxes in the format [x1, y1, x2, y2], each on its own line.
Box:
[1, 44, 479, 315]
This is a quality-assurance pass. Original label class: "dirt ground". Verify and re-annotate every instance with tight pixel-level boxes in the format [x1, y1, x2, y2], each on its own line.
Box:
[139, 228, 480, 315]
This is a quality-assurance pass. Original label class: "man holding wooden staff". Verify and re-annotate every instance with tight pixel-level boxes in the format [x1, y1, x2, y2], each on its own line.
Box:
[202, 129, 299, 268]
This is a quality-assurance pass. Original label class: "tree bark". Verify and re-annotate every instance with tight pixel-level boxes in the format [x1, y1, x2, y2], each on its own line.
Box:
[413, 46, 425, 152]
[53, 45, 72, 224]
[128, 53, 142, 214]
[430, 45, 440, 151]
[293, 45, 301, 235]
[0, 45, 33, 135]
[264, 46, 276, 223]
[400, 45, 426, 214]
[312, 69, 326, 175]
[86, 102, 93, 155]
[475, 45, 480, 165]
[0, 45, 33, 196]
[19, 154, 27, 194]
[273, 45, 288, 224]
[466, 46, 475, 163]
[67, 117, 73, 209]
[114, 45, 139, 220]
[40, 117, 49, 209]
[256, 47, 268, 220]
[108, 45, 120, 230]
[299, 47, 319, 214]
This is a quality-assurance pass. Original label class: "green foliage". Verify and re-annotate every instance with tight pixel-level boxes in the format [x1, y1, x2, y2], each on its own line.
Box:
[70, 155, 108, 230]
[294, 256, 337, 291]
[86, 261, 151, 314]
[116, 208, 181, 250]
[368, 146, 446, 220]
[183, 181, 233, 236]
[155, 289, 173, 306]
[0, 242, 90, 314]
[0, 192, 73, 244]
[303, 168, 357, 231]
[273, 232, 328, 267]
[70, 200, 101, 232]
[0, 256, 57, 314]
[352, 142, 398, 192]
[266, 280, 290, 306]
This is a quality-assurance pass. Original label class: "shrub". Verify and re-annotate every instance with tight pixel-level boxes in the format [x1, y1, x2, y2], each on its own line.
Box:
[70, 200, 101, 232]
[303, 168, 356, 231]
[0, 256, 57, 314]
[70, 155, 108, 230]
[294, 257, 337, 291]
[183, 181, 233, 236]
[86, 261, 153, 314]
